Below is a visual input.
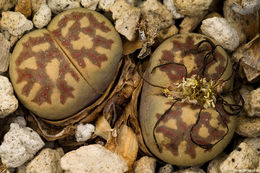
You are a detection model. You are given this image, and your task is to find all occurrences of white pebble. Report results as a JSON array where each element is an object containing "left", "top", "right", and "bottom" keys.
[
  {"left": 81, "top": 0, "right": 99, "bottom": 10},
  {"left": 0, "top": 11, "right": 33, "bottom": 36},
  {"left": 201, "top": 17, "right": 239, "bottom": 51},
  {"left": 0, "top": 75, "right": 18, "bottom": 117},
  {"left": 12, "top": 116, "right": 26, "bottom": 127},
  {"left": 26, "top": 148, "right": 64, "bottom": 173},
  {"left": 61, "top": 144, "right": 128, "bottom": 173},
  {"left": 47, "top": 0, "right": 80, "bottom": 14},
  {"left": 75, "top": 123, "right": 95, "bottom": 142},
  {"left": 0, "top": 123, "right": 45, "bottom": 168},
  {"left": 33, "top": 4, "right": 52, "bottom": 29}
]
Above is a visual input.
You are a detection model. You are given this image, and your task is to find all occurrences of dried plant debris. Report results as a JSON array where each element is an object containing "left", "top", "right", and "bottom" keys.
[{"left": 233, "top": 35, "right": 260, "bottom": 82}]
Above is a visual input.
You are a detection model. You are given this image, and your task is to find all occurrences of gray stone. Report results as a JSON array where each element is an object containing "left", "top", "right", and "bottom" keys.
[
  {"left": 207, "top": 153, "right": 228, "bottom": 173},
  {"left": 158, "top": 164, "right": 174, "bottom": 173},
  {"left": 47, "top": 0, "right": 80, "bottom": 14}
]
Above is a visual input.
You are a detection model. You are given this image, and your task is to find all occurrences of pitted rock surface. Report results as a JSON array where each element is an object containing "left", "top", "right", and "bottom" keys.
[{"left": 9, "top": 8, "right": 122, "bottom": 120}]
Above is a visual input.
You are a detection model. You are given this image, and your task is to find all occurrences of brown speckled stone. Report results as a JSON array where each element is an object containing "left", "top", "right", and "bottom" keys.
[
  {"left": 9, "top": 8, "right": 122, "bottom": 120},
  {"left": 139, "top": 33, "right": 236, "bottom": 166},
  {"left": 15, "top": 0, "right": 32, "bottom": 18}
]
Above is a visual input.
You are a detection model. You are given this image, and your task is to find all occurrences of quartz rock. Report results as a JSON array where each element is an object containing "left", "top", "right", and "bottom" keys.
[
  {"left": 174, "top": 0, "right": 213, "bottom": 16},
  {"left": 81, "top": 0, "right": 99, "bottom": 10},
  {"left": 47, "top": 0, "right": 80, "bottom": 14},
  {"left": 201, "top": 17, "right": 239, "bottom": 51},
  {"left": 0, "top": 76, "right": 18, "bottom": 117},
  {"left": 33, "top": 4, "right": 52, "bottom": 29},
  {"left": 110, "top": 0, "right": 141, "bottom": 41},
  {"left": 26, "top": 148, "right": 64, "bottom": 173},
  {"left": 219, "top": 142, "right": 259, "bottom": 173},
  {"left": 61, "top": 144, "right": 128, "bottom": 173},
  {"left": 0, "top": 123, "right": 45, "bottom": 168},
  {"left": 0, "top": 11, "right": 33, "bottom": 36},
  {"left": 0, "top": 33, "right": 10, "bottom": 74},
  {"left": 75, "top": 123, "right": 95, "bottom": 142},
  {"left": 133, "top": 156, "right": 156, "bottom": 173}
]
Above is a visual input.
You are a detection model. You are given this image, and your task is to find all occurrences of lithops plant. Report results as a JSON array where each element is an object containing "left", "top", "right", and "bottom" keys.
[
  {"left": 9, "top": 8, "right": 122, "bottom": 120},
  {"left": 139, "top": 33, "right": 243, "bottom": 166}
]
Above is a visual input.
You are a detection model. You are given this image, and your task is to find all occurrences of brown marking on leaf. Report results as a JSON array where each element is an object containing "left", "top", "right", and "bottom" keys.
[
  {"left": 155, "top": 102, "right": 230, "bottom": 158},
  {"left": 157, "top": 36, "right": 227, "bottom": 82},
  {"left": 16, "top": 33, "right": 79, "bottom": 105},
  {"left": 51, "top": 12, "right": 114, "bottom": 68}
]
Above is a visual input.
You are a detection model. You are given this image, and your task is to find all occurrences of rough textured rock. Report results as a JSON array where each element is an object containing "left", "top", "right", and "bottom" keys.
[
  {"left": 0, "top": 33, "right": 10, "bottom": 74},
  {"left": 133, "top": 156, "right": 156, "bottom": 173},
  {"left": 223, "top": 0, "right": 259, "bottom": 43},
  {"left": 201, "top": 17, "right": 239, "bottom": 51},
  {"left": 0, "top": 123, "right": 45, "bottom": 168},
  {"left": 0, "top": 11, "right": 33, "bottom": 36},
  {"left": 219, "top": 142, "right": 259, "bottom": 173},
  {"left": 207, "top": 153, "right": 228, "bottom": 173},
  {"left": 31, "top": 0, "right": 46, "bottom": 14},
  {"left": 231, "top": 0, "right": 260, "bottom": 15},
  {"left": 0, "top": 76, "right": 18, "bottom": 117},
  {"left": 236, "top": 114, "right": 260, "bottom": 137},
  {"left": 81, "top": 0, "right": 99, "bottom": 10},
  {"left": 240, "top": 86, "right": 260, "bottom": 117},
  {"left": 98, "top": 0, "right": 115, "bottom": 11},
  {"left": 174, "top": 167, "right": 205, "bottom": 173},
  {"left": 15, "top": 0, "right": 32, "bottom": 18},
  {"left": 47, "top": 0, "right": 80, "bottom": 14},
  {"left": 110, "top": 0, "right": 140, "bottom": 41},
  {"left": 158, "top": 164, "right": 174, "bottom": 173},
  {"left": 33, "top": 4, "right": 52, "bottom": 28},
  {"left": 0, "top": 0, "right": 16, "bottom": 12},
  {"left": 174, "top": 0, "right": 213, "bottom": 16},
  {"left": 61, "top": 144, "right": 128, "bottom": 173},
  {"left": 26, "top": 148, "right": 64, "bottom": 173},
  {"left": 163, "top": 0, "right": 183, "bottom": 19},
  {"left": 75, "top": 123, "right": 95, "bottom": 142}
]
